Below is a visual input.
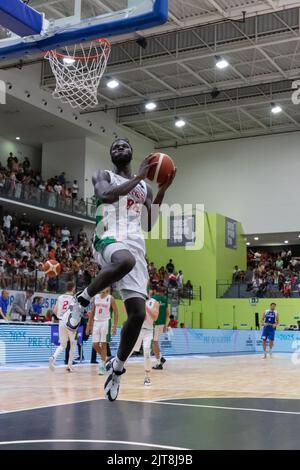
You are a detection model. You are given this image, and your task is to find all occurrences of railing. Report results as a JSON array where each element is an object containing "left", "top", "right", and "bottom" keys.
[
  {"left": 1, "top": 269, "right": 202, "bottom": 303},
  {"left": 0, "top": 270, "right": 89, "bottom": 295},
  {"left": 0, "top": 179, "right": 96, "bottom": 220},
  {"left": 217, "top": 280, "right": 300, "bottom": 299}
]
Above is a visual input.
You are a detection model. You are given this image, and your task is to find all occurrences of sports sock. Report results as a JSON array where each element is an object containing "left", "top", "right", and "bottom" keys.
[
  {"left": 113, "top": 356, "right": 125, "bottom": 372},
  {"left": 77, "top": 289, "right": 91, "bottom": 307},
  {"left": 156, "top": 354, "right": 161, "bottom": 365}
]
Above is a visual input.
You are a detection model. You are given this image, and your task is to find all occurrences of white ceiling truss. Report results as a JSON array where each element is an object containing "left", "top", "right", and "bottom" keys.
[{"left": 5, "top": 1, "right": 300, "bottom": 146}]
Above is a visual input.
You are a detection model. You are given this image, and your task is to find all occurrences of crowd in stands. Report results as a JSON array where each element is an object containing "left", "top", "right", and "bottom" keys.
[
  {"left": 0, "top": 152, "right": 88, "bottom": 214},
  {"left": 231, "top": 248, "right": 300, "bottom": 298},
  {"left": 0, "top": 212, "right": 98, "bottom": 294},
  {"left": 147, "top": 258, "right": 194, "bottom": 300}
]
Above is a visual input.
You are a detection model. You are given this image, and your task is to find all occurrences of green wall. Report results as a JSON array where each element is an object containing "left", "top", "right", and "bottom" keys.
[
  {"left": 216, "top": 214, "right": 246, "bottom": 283},
  {"left": 145, "top": 212, "right": 246, "bottom": 328}
]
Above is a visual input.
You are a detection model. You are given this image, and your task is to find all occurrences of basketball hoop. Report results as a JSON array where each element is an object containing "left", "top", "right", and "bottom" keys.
[{"left": 45, "top": 38, "right": 111, "bottom": 110}]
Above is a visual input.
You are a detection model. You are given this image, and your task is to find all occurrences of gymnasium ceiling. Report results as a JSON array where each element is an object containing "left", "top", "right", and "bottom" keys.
[{"left": 7, "top": 1, "right": 300, "bottom": 147}]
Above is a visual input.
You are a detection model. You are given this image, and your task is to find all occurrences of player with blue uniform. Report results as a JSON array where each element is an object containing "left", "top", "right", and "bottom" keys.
[{"left": 261, "top": 303, "right": 279, "bottom": 358}]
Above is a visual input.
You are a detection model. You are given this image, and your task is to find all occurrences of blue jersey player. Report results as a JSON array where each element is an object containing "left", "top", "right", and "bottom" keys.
[{"left": 261, "top": 303, "right": 279, "bottom": 359}]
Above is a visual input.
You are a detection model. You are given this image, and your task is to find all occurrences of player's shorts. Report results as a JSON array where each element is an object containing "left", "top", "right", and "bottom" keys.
[
  {"left": 134, "top": 328, "right": 153, "bottom": 352},
  {"left": 154, "top": 324, "right": 165, "bottom": 341},
  {"left": 59, "top": 321, "right": 77, "bottom": 347},
  {"left": 262, "top": 325, "right": 275, "bottom": 341},
  {"left": 93, "top": 241, "right": 148, "bottom": 300},
  {"left": 92, "top": 319, "right": 111, "bottom": 343}
]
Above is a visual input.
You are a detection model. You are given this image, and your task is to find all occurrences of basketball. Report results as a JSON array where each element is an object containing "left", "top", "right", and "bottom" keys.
[
  {"left": 43, "top": 259, "right": 61, "bottom": 277},
  {"left": 146, "top": 153, "right": 176, "bottom": 185}
]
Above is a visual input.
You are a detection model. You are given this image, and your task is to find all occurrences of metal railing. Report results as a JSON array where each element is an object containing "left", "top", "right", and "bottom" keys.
[
  {"left": 0, "top": 270, "right": 89, "bottom": 295},
  {"left": 0, "top": 179, "right": 96, "bottom": 220},
  {"left": 217, "top": 280, "right": 300, "bottom": 299}
]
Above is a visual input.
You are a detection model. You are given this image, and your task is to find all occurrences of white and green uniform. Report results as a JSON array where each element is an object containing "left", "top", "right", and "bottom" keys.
[
  {"left": 133, "top": 298, "right": 159, "bottom": 372},
  {"left": 93, "top": 170, "right": 149, "bottom": 300},
  {"left": 92, "top": 294, "right": 112, "bottom": 343}
]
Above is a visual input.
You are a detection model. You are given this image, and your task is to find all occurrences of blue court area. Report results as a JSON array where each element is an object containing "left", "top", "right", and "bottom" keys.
[{"left": 1, "top": 397, "right": 300, "bottom": 450}]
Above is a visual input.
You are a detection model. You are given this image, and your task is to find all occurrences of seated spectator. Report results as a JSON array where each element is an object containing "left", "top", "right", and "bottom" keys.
[
  {"left": 72, "top": 180, "right": 79, "bottom": 199},
  {"left": 232, "top": 265, "right": 241, "bottom": 282},
  {"left": 168, "top": 273, "right": 178, "bottom": 288},
  {"left": 177, "top": 270, "right": 183, "bottom": 289},
  {"left": 10, "top": 289, "right": 34, "bottom": 321},
  {"left": 184, "top": 280, "right": 193, "bottom": 298},
  {"left": 168, "top": 315, "right": 178, "bottom": 328},
  {"left": 0, "top": 289, "right": 9, "bottom": 320},
  {"left": 180, "top": 322, "right": 186, "bottom": 328},
  {"left": 31, "top": 296, "right": 43, "bottom": 321}
]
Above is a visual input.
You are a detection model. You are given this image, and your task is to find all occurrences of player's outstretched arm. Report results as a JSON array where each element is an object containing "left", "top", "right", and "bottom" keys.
[{"left": 92, "top": 157, "right": 156, "bottom": 204}]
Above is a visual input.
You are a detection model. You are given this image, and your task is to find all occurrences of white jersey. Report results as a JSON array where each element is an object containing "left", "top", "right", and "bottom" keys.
[
  {"left": 142, "top": 298, "right": 159, "bottom": 330},
  {"left": 56, "top": 294, "right": 73, "bottom": 320},
  {"left": 94, "top": 170, "right": 148, "bottom": 253},
  {"left": 94, "top": 294, "right": 112, "bottom": 322}
]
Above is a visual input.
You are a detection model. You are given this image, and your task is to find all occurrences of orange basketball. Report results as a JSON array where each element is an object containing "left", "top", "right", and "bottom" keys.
[
  {"left": 43, "top": 259, "right": 61, "bottom": 277},
  {"left": 146, "top": 153, "right": 176, "bottom": 185}
]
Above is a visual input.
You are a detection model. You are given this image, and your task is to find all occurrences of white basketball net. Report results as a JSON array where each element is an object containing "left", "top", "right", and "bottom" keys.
[{"left": 45, "top": 39, "right": 111, "bottom": 110}]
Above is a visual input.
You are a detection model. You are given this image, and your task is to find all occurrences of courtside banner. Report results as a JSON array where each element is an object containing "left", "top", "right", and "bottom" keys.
[
  {"left": 0, "top": 326, "right": 299, "bottom": 364},
  {"left": 7, "top": 290, "right": 59, "bottom": 312}
]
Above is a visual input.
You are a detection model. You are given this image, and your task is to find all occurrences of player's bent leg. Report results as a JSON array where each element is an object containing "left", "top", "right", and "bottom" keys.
[
  {"left": 262, "top": 338, "right": 267, "bottom": 358},
  {"left": 77, "top": 249, "right": 136, "bottom": 307},
  {"left": 98, "top": 343, "right": 107, "bottom": 375},
  {"left": 144, "top": 348, "right": 152, "bottom": 386},
  {"left": 104, "top": 297, "right": 146, "bottom": 402},
  {"left": 269, "top": 340, "right": 274, "bottom": 358},
  {"left": 67, "top": 336, "right": 77, "bottom": 372}
]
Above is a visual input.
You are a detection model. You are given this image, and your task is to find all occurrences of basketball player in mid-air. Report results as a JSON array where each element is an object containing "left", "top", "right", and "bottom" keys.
[
  {"left": 67, "top": 138, "right": 176, "bottom": 400},
  {"left": 86, "top": 288, "right": 118, "bottom": 375},
  {"left": 261, "top": 302, "right": 279, "bottom": 359},
  {"left": 49, "top": 281, "right": 77, "bottom": 372}
]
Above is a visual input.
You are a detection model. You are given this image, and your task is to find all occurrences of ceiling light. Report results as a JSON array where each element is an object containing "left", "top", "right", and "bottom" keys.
[
  {"left": 284, "top": 240, "right": 289, "bottom": 244},
  {"left": 215, "top": 56, "right": 229, "bottom": 70},
  {"left": 271, "top": 103, "right": 282, "bottom": 114},
  {"left": 63, "top": 57, "right": 76, "bottom": 65},
  {"left": 254, "top": 237, "right": 259, "bottom": 241},
  {"left": 107, "top": 79, "right": 119, "bottom": 89},
  {"left": 246, "top": 242, "right": 250, "bottom": 246},
  {"left": 16, "top": 137, "right": 20, "bottom": 140},
  {"left": 145, "top": 101, "right": 157, "bottom": 111},
  {"left": 175, "top": 117, "right": 186, "bottom": 128}
]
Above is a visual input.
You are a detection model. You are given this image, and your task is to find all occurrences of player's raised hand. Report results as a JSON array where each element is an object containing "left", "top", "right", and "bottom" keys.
[{"left": 137, "top": 155, "right": 157, "bottom": 180}]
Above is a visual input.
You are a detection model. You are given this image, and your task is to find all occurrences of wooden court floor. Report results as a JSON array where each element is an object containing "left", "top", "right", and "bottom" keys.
[{"left": 1, "top": 353, "right": 300, "bottom": 413}]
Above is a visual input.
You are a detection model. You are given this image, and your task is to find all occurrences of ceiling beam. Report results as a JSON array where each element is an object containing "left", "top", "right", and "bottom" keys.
[
  {"left": 206, "top": 0, "right": 228, "bottom": 18},
  {"left": 206, "top": 111, "right": 240, "bottom": 134},
  {"left": 239, "top": 108, "right": 267, "bottom": 129},
  {"left": 118, "top": 92, "right": 293, "bottom": 124}
]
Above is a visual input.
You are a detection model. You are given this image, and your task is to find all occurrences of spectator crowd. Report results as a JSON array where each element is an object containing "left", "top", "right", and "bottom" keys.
[
  {"left": 0, "top": 211, "right": 98, "bottom": 295},
  {"left": 0, "top": 152, "right": 89, "bottom": 215},
  {"left": 231, "top": 248, "right": 300, "bottom": 298},
  {"left": 147, "top": 258, "right": 194, "bottom": 300}
]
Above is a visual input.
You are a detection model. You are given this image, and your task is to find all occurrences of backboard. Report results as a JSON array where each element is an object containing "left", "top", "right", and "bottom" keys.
[{"left": 0, "top": 0, "right": 168, "bottom": 60}]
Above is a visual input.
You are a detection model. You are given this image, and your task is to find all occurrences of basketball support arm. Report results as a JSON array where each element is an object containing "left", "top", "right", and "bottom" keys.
[
  {"left": 0, "top": 0, "right": 43, "bottom": 37},
  {"left": 0, "top": 0, "right": 168, "bottom": 60}
]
